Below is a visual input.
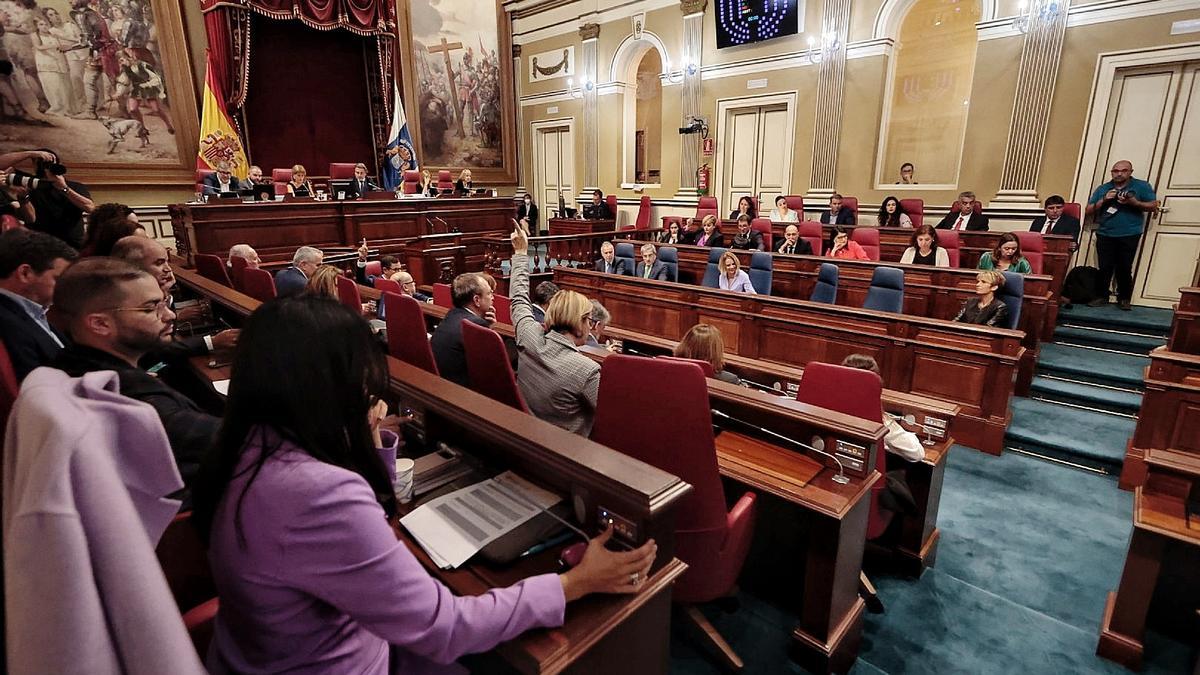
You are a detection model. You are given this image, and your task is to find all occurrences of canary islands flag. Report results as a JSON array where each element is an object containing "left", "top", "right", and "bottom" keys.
[
  {"left": 196, "top": 50, "right": 248, "bottom": 180},
  {"left": 382, "top": 84, "right": 418, "bottom": 191}
]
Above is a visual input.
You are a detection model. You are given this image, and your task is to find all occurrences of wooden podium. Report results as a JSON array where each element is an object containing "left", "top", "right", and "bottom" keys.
[{"left": 403, "top": 233, "right": 465, "bottom": 286}]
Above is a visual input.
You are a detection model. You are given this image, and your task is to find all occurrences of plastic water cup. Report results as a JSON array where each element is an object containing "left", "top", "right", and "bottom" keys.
[
  {"left": 337, "top": 191, "right": 345, "bottom": 200},
  {"left": 395, "top": 458, "right": 415, "bottom": 503}
]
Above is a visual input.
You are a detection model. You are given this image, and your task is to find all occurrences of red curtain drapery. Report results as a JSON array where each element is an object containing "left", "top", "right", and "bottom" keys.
[{"left": 201, "top": 0, "right": 394, "bottom": 37}]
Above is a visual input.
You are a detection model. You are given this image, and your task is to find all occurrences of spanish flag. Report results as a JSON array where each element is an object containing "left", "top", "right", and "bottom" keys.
[{"left": 196, "top": 50, "right": 249, "bottom": 180}]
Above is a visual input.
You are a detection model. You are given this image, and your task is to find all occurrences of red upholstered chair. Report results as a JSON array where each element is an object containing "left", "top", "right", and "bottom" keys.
[
  {"left": 271, "top": 168, "right": 293, "bottom": 197},
  {"left": 656, "top": 355, "right": 715, "bottom": 377},
  {"left": 432, "top": 283, "right": 452, "bottom": 308},
  {"left": 374, "top": 277, "right": 402, "bottom": 294},
  {"left": 194, "top": 254, "right": 233, "bottom": 288},
  {"left": 795, "top": 361, "right": 890, "bottom": 610},
  {"left": 334, "top": 274, "right": 363, "bottom": 314},
  {"left": 590, "top": 355, "right": 757, "bottom": 671},
  {"left": 900, "top": 198, "right": 924, "bottom": 228},
  {"left": 436, "top": 170, "right": 454, "bottom": 192},
  {"left": 194, "top": 169, "right": 214, "bottom": 195},
  {"left": 750, "top": 217, "right": 773, "bottom": 250},
  {"left": 183, "top": 598, "right": 219, "bottom": 658},
  {"left": 605, "top": 195, "right": 618, "bottom": 223},
  {"left": 851, "top": 227, "right": 881, "bottom": 261},
  {"left": 633, "top": 195, "right": 652, "bottom": 230},
  {"left": 784, "top": 195, "right": 804, "bottom": 214},
  {"left": 382, "top": 292, "right": 439, "bottom": 375},
  {"left": 1063, "top": 202, "right": 1081, "bottom": 222},
  {"left": 1013, "top": 231, "right": 1045, "bottom": 274},
  {"left": 364, "top": 261, "right": 382, "bottom": 278},
  {"left": 402, "top": 170, "right": 421, "bottom": 194},
  {"left": 493, "top": 294, "right": 512, "bottom": 325},
  {"left": 841, "top": 196, "right": 860, "bottom": 220},
  {"left": 156, "top": 511, "right": 219, "bottom": 658},
  {"left": 1, "top": 215, "right": 23, "bottom": 232},
  {"left": 241, "top": 268, "right": 277, "bottom": 302},
  {"left": 461, "top": 319, "right": 528, "bottom": 412},
  {"left": 0, "top": 339, "right": 19, "bottom": 429},
  {"left": 228, "top": 256, "right": 250, "bottom": 292},
  {"left": 799, "top": 221, "right": 824, "bottom": 255},
  {"left": 328, "top": 163, "right": 357, "bottom": 180},
  {"left": 696, "top": 196, "right": 719, "bottom": 221},
  {"left": 935, "top": 229, "right": 961, "bottom": 267},
  {"left": 749, "top": 196, "right": 761, "bottom": 217}
]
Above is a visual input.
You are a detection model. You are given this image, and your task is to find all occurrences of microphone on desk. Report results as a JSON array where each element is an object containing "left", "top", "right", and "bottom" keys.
[
  {"left": 710, "top": 408, "right": 850, "bottom": 485},
  {"left": 430, "top": 215, "right": 459, "bottom": 233},
  {"left": 885, "top": 411, "right": 938, "bottom": 446}
]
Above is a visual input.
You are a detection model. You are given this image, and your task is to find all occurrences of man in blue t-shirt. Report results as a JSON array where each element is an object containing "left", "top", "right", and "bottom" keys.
[{"left": 1085, "top": 160, "right": 1158, "bottom": 310}]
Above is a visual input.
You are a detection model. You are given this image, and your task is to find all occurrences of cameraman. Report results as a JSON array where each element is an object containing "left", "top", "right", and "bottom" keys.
[
  {"left": 7, "top": 150, "right": 95, "bottom": 250},
  {"left": 0, "top": 182, "right": 36, "bottom": 225}
]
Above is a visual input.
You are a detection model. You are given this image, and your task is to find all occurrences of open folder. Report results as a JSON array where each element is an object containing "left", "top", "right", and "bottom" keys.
[{"left": 400, "top": 471, "right": 563, "bottom": 569}]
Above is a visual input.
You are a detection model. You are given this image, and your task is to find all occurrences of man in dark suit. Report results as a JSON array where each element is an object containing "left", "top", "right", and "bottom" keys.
[
  {"left": 201, "top": 161, "right": 242, "bottom": 195},
  {"left": 635, "top": 243, "right": 669, "bottom": 281},
  {"left": 50, "top": 258, "right": 219, "bottom": 495},
  {"left": 275, "top": 246, "right": 324, "bottom": 298},
  {"left": 1029, "top": 194, "right": 1080, "bottom": 247},
  {"left": 594, "top": 241, "right": 627, "bottom": 275},
  {"left": 583, "top": 189, "right": 612, "bottom": 220},
  {"left": 430, "top": 272, "right": 495, "bottom": 386},
  {"left": 729, "top": 214, "right": 765, "bottom": 251},
  {"left": 0, "top": 229, "right": 77, "bottom": 381},
  {"left": 937, "top": 191, "right": 990, "bottom": 231},
  {"left": 342, "top": 163, "right": 380, "bottom": 199},
  {"left": 775, "top": 224, "right": 814, "bottom": 255},
  {"left": 819, "top": 193, "right": 856, "bottom": 225}
]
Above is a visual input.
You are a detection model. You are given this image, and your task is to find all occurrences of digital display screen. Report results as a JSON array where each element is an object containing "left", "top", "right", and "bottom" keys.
[{"left": 715, "top": 0, "right": 800, "bottom": 49}]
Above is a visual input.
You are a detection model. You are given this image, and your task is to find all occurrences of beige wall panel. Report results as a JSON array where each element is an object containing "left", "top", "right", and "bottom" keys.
[
  {"left": 1038, "top": 11, "right": 1198, "bottom": 199},
  {"left": 849, "top": 0, "right": 887, "bottom": 43},
  {"left": 1166, "top": 67, "right": 1200, "bottom": 190},
  {"left": 837, "top": 57, "right": 887, "bottom": 201},
  {"left": 1110, "top": 72, "right": 1174, "bottom": 175},
  {"left": 950, "top": 36, "right": 1022, "bottom": 201},
  {"left": 522, "top": 33, "right": 580, "bottom": 97},
  {"left": 1139, "top": 228, "right": 1200, "bottom": 301},
  {"left": 758, "top": 106, "right": 791, "bottom": 198}
]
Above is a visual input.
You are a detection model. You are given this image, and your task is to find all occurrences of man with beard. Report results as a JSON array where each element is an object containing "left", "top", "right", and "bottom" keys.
[{"left": 50, "top": 258, "right": 217, "bottom": 493}]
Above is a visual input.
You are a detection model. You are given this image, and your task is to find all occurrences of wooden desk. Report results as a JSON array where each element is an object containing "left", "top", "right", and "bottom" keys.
[
  {"left": 548, "top": 218, "right": 616, "bottom": 236},
  {"left": 637, "top": 240, "right": 1052, "bottom": 395},
  {"left": 169, "top": 196, "right": 515, "bottom": 271},
  {"left": 405, "top": 298, "right": 944, "bottom": 672},
  {"left": 551, "top": 267, "right": 1021, "bottom": 455},
  {"left": 174, "top": 268, "right": 691, "bottom": 675},
  {"left": 1168, "top": 287, "right": 1200, "bottom": 355}
]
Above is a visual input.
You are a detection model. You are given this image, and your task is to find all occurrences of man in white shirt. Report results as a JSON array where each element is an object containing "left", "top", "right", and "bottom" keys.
[{"left": 841, "top": 354, "right": 925, "bottom": 462}]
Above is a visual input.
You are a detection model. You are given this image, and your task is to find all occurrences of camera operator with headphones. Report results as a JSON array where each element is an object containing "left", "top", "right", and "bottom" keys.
[{"left": 0, "top": 149, "right": 95, "bottom": 249}]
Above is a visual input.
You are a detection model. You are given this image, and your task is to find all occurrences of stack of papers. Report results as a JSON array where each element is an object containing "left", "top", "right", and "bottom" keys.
[{"left": 400, "top": 471, "right": 562, "bottom": 569}]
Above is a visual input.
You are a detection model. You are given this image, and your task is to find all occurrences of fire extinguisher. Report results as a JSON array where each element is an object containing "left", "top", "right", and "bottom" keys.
[{"left": 697, "top": 164, "right": 710, "bottom": 195}]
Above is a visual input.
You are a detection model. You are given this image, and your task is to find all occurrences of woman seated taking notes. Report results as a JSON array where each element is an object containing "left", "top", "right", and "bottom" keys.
[
  {"left": 954, "top": 270, "right": 1010, "bottom": 327},
  {"left": 674, "top": 323, "right": 741, "bottom": 385},
  {"left": 899, "top": 225, "right": 949, "bottom": 267},
  {"left": 195, "top": 295, "right": 655, "bottom": 674},
  {"left": 826, "top": 226, "right": 871, "bottom": 260},
  {"left": 718, "top": 251, "right": 756, "bottom": 294},
  {"left": 977, "top": 233, "right": 1032, "bottom": 274},
  {"left": 286, "top": 164, "right": 313, "bottom": 197}
]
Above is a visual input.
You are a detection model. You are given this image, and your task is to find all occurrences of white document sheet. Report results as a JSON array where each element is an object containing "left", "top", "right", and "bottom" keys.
[{"left": 400, "top": 471, "right": 562, "bottom": 569}]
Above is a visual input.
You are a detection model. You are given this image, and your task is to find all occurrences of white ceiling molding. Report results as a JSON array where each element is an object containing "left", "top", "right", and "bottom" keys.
[
  {"left": 511, "top": 0, "right": 680, "bottom": 45},
  {"left": 698, "top": 38, "right": 894, "bottom": 82},
  {"left": 978, "top": 0, "right": 1200, "bottom": 41},
  {"left": 609, "top": 30, "right": 672, "bottom": 81}
]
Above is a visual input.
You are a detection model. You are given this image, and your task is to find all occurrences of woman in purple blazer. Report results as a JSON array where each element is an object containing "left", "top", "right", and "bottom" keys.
[{"left": 194, "top": 296, "right": 655, "bottom": 675}]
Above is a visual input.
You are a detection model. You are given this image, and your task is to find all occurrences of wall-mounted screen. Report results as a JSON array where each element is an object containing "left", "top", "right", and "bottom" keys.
[{"left": 715, "top": 0, "right": 800, "bottom": 49}]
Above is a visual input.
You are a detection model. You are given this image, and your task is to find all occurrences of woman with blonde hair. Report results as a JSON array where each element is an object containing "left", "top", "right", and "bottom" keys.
[
  {"left": 419, "top": 169, "right": 436, "bottom": 196},
  {"left": 286, "top": 164, "right": 313, "bottom": 197},
  {"left": 695, "top": 214, "right": 724, "bottom": 248},
  {"left": 674, "top": 323, "right": 740, "bottom": 385},
  {"left": 954, "top": 270, "right": 1010, "bottom": 326},
  {"left": 455, "top": 169, "right": 473, "bottom": 194},
  {"left": 508, "top": 221, "right": 601, "bottom": 435},
  {"left": 304, "top": 265, "right": 340, "bottom": 300},
  {"left": 717, "top": 251, "right": 756, "bottom": 294}
]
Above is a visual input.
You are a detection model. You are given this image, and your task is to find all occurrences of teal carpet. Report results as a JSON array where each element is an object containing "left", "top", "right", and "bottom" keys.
[
  {"left": 668, "top": 450, "right": 1195, "bottom": 674},
  {"left": 1057, "top": 304, "right": 1173, "bottom": 335},
  {"left": 1006, "top": 397, "right": 1134, "bottom": 467},
  {"left": 1052, "top": 325, "right": 1167, "bottom": 354},
  {"left": 1036, "top": 343, "right": 1148, "bottom": 389},
  {"left": 1028, "top": 375, "right": 1143, "bottom": 415}
]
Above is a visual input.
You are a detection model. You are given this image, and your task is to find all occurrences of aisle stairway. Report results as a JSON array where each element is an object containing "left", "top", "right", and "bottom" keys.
[{"left": 1004, "top": 303, "right": 1173, "bottom": 472}]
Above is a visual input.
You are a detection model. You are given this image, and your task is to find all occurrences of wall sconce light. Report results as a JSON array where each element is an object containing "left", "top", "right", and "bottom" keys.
[
  {"left": 567, "top": 77, "right": 595, "bottom": 99},
  {"left": 1013, "top": 0, "right": 1062, "bottom": 33},
  {"left": 805, "top": 31, "right": 842, "bottom": 65},
  {"left": 665, "top": 60, "right": 698, "bottom": 84}
]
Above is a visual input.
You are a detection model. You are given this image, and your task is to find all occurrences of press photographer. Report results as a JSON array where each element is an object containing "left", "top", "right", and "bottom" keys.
[{"left": 1, "top": 150, "right": 96, "bottom": 250}]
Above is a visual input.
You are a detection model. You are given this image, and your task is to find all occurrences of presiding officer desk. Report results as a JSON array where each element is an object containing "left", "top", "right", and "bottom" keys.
[
  {"left": 172, "top": 267, "right": 692, "bottom": 675},
  {"left": 400, "top": 294, "right": 958, "bottom": 673},
  {"left": 548, "top": 267, "right": 1020, "bottom": 455},
  {"left": 169, "top": 195, "right": 515, "bottom": 273}
]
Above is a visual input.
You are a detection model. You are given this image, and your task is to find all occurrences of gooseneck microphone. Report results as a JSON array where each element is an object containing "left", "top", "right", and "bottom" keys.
[{"left": 710, "top": 408, "right": 850, "bottom": 484}]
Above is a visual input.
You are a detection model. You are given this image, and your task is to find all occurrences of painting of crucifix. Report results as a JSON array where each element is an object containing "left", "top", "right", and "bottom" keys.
[{"left": 397, "top": 0, "right": 517, "bottom": 184}]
